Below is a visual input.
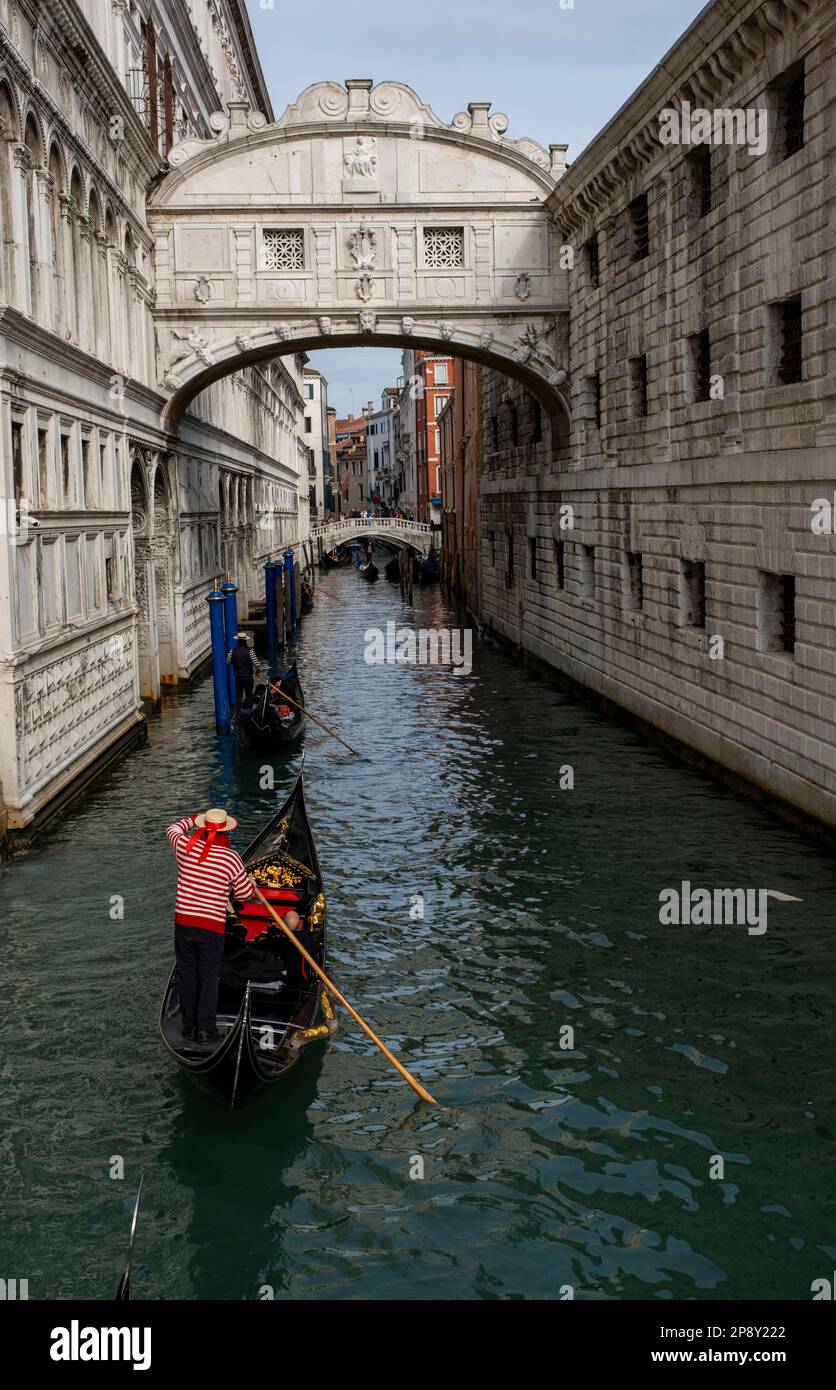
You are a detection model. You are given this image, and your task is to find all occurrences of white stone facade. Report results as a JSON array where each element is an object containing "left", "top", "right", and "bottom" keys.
[
  {"left": 146, "top": 79, "right": 570, "bottom": 422},
  {"left": 0, "top": 1, "right": 308, "bottom": 836},
  {"left": 475, "top": 0, "right": 836, "bottom": 831}
]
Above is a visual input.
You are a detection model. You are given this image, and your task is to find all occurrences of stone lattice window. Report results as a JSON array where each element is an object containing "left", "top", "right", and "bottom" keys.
[
  {"left": 423, "top": 226, "right": 465, "bottom": 268},
  {"left": 263, "top": 229, "right": 305, "bottom": 270}
]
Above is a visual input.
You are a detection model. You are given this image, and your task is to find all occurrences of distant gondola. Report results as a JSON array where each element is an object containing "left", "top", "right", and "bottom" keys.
[
  {"left": 359, "top": 561, "right": 379, "bottom": 582},
  {"left": 159, "top": 772, "right": 336, "bottom": 1107},
  {"left": 385, "top": 554, "right": 401, "bottom": 583},
  {"left": 319, "top": 547, "right": 351, "bottom": 569},
  {"left": 234, "top": 662, "right": 305, "bottom": 751},
  {"left": 418, "top": 552, "right": 441, "bottom": 584},
  {"left": 301, "top": 579, "right": 314, "bottom": 613}
]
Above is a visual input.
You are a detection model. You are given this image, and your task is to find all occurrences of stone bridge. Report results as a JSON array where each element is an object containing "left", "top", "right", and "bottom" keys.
[
  {"left": 310, "top": 517, "right": 434, "bottom": 558},
  {"left": 148, "top": 80, "right": 571, "bottom": 431}
]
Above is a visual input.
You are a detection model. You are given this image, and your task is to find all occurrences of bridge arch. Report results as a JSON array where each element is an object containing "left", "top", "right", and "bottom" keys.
[
  {"left": 147, "top": 80, "right": 571, "bottom": 432},
  {"left": 312, "top": 518, "right": 434, "bottom": 558}
]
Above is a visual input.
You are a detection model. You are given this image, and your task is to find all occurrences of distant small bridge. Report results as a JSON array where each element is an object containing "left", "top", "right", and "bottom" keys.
[{"left": 310, "top": 517, "right": 434, "bottom": 558}]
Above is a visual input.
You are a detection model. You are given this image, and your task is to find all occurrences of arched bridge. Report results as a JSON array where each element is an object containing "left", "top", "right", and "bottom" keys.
[
  {"left": 148, "top": 80, "right": 570, "bottom": 429},
  {"left": 310, "top": 518, "right": 434, "bottom": 558}
]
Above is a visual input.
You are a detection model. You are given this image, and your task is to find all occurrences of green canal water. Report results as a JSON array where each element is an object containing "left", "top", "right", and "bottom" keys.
[{"left": 0, "top": 564, "right": 834, "bottom": 1301}]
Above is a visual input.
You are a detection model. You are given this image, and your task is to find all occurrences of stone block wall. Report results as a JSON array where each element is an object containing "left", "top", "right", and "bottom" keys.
[{"left": 474, "top": 0, "right": 836, "bottom": 831}]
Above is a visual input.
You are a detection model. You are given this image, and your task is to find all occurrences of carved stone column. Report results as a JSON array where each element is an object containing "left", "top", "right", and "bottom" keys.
[
  {"left": 59, "top": 192, "right": 77, "bottom": 341},
  {"left": 77, "top": 214, "right": 94, "bottom": 353},
  {"left": 35, "top": 168, "right": 55, "bottom": 329},
  {"left": 96, "top": 232, "right": 112, "bottom": 362},
  {"left": 232, "top": 226, "right": 254, "bottom": 304}
]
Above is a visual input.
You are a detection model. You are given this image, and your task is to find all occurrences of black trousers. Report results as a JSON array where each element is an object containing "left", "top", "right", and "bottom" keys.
[
  {"left": 235, "top": 673, "right": 254, "bottom": 707},
  {"left": 175, "top": 926, "right": 225, "bottom": 1032}
]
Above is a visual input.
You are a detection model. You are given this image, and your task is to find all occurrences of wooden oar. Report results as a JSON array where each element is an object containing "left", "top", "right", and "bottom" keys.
[
  {"left": 269, "top": 684, "right": 359, "bottom": 756},
  {"left": 115, "top": 1175, "right": 144, "bottom": 1301},
  {"left": 251, "top": 886, "right": 439, "bottom": 1106}
]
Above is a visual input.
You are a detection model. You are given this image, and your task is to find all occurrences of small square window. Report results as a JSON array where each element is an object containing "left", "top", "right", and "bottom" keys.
[
  {"left": 624, "top": 551, "right": 644, "bottom": 611},
  {"left": 630, "top": 355, "right": 649, "bottom": 418},
  {"left": 554, "top": 538, "right": 565, "bottom": 590},
  {"left": 689, "top": 330, "right": 711, "bottom": 403},
  {"left": 687, "top": 146, "right": 712, "bottom": 217},
  {"left": 262, "top": 229, "right": 305, "bottom": 270},
  {"left": 423, "top": 226, "right": 465, "bottom": 268},
  {"left": 759, "top": 571, "right": 795, "bottom": 654},
  {"left": 586, "top": 373, "right": 602, "bottom": 430},
  {"left": 775, "top": 297, "right": 803, "bottom": 385},
  {"left": 578, "top": 543, "right": 595, "bottom": 600},
  {"left": 681, "top": 558, "right": 706, "bottom": 629}
]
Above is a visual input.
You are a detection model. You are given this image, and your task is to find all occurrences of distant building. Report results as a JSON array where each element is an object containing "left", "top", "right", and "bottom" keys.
[
  {"left": 333, "top": 413, "right": 368, "bottom": 514},
  {"left": 438, "top": 360, "right": 483, "bottom": 618},
  {"left": 366, "top": 387, "right": 399, "bottom": 509},
  {"left": 303, "top": 368, "right": 332, "bottom": 522},
  {"left": 400, "top": 350, "right": 453, "bottom": 524}
]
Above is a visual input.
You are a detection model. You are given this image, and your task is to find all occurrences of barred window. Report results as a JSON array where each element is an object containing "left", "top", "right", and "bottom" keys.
[
  {"left": 423, "top": 226, "right": 465, "bottom": 268},
  {"left": 776, "top": 297, "right": 803, "bottom": 384},
  {"left": 781, "top": 70, "right": 805, "bottom": 159},
  {"left": 688, "top": 146, "right": 712, "bottom": 218},
  {"left": 585, "top": 234, "right": 600, "bottom": 288},
  {"left": 263, "top": 229, "right": 305, "bottom": 270},
  {"left": 690, "top": 329, "right": 711, "bottom": 402},
  {"left": 630, "top": 354, "right": 649, "bottom": 418},
  {"left": 629, "top": 193, "right": 649, "bottom": 261}
]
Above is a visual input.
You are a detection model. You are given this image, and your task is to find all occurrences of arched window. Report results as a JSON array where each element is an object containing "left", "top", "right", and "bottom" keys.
[
  {"left": 103, "top": 206, "right": 116, "bottom": 362},
  {"left": 0, "top": 82, "right": 17, "bottom": 304},
  {"left": 23, "top": 115, "right": 42, "bottom": 319},
  {"left": 67, "top": 168, "right": 83, "bottom": 342},
  {"left": 87, "top": 187, "right": 102, "bottom": 355},
  {"left": 47, "top": 143, "right": 65, "bottom": 337},
  {"left": 124, "top": 226, "right": 136, "bottom": 374}
]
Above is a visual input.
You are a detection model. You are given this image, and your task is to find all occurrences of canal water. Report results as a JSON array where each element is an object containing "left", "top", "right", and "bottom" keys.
[{"left": 0, "top": 560, "right": 834, "bottom": 1302}]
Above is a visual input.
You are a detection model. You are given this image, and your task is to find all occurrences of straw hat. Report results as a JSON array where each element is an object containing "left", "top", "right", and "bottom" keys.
[
  {"left": 235, "top": 631, "right": 249, "bottom": 641},
  {"left": 194, "top": 808, "right": 238, "bottom": 832}
]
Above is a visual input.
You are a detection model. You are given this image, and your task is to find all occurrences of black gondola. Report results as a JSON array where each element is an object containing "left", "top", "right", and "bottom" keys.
[
  {"left": 301, "top": 579, "right": 314, "bottom": 613},
  {"left": 384, "top": 554, "right": 401, "bottom": 582},
  {"left": 359, "top": 561, "right": 379, "bottom": 582},
  {"left": 159, "top": 772, "right": 336, "bottom": 1107},
  {"left": 319, "top": 546, "right": 351, "bottom": 569},
  {"left": 234, "top": 662, "right": 305, "bottom": 751},
  {"left": 418, "top": 552, "right": 441, "bottom": 584}
]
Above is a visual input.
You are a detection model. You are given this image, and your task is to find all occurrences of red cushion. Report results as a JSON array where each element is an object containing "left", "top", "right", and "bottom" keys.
[{"left": 240, "top": 888, "right": 303, "bottom": 941}]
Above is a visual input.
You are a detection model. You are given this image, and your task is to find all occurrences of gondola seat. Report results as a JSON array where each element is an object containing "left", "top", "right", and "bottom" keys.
[{"left": 239, "top": 886, "right": 305, "bottom": 942}]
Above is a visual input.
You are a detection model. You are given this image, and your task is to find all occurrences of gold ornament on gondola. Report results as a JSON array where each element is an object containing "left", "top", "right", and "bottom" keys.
[
  {"left": 308, "top": 892, "right": 327, "bottom": 930},
  {"left": 251, "top": 862, "right": 302, "bottom": 888}
]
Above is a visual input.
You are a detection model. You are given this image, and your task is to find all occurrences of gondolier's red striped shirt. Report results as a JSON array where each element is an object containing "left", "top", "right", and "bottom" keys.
[{"left": 166, "top": 816, "right": 257, "bottom": 933}]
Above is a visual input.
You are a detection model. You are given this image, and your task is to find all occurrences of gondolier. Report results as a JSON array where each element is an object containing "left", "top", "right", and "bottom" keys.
[
  {"left": 166, "top": 807, "right": 257, "bottom": 1043},
  {"left": 227, "top": 632, "right": 261, "bottom": 710}
]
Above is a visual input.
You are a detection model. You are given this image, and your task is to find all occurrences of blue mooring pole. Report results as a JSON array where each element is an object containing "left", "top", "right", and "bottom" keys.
[
  {"left": 284, "top": 548, "right": 296, "bottom": 640},
  {"left": 207, "top": 587, "right": 231, "bottom": 733},
  {"left": 221, "top": 579, "right": 239, "bottom": 707},
  {"left": 264, "top": 560, "right": 278, "bottom": 653}
]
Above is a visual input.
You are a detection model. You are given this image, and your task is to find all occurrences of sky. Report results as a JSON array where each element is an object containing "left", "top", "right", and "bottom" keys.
[{"left": 245, "top": 0, "right": 709, "bottom": 415}]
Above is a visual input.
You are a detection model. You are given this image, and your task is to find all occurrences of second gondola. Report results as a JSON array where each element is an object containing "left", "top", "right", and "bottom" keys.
[{"left": 235, "top": 662, "right": 305, "bottom": 751}]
